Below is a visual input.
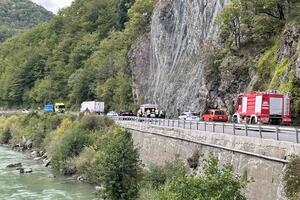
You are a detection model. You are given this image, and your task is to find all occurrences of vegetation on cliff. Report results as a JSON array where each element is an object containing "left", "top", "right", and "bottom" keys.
[
  {"left": 0, "top": 0, "right": 155, "bottom": 112},
  {"left": 215, "top": 0, "right": 300, "bottom": 122},
  {"left": 0, "top": 0, "right": 53, "bottom": 42}
]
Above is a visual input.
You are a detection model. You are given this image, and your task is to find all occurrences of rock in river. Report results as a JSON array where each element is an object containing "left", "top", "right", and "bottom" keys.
[
  {"left": 19, "top": 168, "right": 32, "bottom": 174},
  {"left": 6, "top": 163, "right": 22, "bottom": 168}
]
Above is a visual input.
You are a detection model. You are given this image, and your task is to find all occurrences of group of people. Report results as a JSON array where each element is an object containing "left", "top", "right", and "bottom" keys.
[{"left": 137, "top": 108, "right": 165, "bottom": 118}]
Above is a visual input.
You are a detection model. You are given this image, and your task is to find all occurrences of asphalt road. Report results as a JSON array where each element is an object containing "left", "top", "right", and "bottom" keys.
[{"left": 133, "top": 118, "right": 299, "bottom": 143}]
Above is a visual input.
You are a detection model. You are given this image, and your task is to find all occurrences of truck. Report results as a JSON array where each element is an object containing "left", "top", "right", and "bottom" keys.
[
  {"left": 44, "top": 103, "right": 65, "bottom": 113},
  {"left": 80, "top": 101, "right": 104, "bottom": 115},
  {"left": 232, "top": 90, "right": 291, "bottom": 125}
]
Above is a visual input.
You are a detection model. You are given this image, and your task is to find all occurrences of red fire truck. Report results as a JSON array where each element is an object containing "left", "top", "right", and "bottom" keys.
[{"left": 232, "top": 90, "right": 291, "bottom": 125}]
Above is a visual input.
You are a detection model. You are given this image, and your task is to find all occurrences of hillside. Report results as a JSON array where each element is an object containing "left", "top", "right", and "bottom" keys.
[
  {"left": 0, "top": 0, "right": 299, "bottom": 123},
  {"left": 0, "top": 0, "right": 53, "bottom": 42},
  {"left": 0, "top": 0, "right": 154, "bottom": 110}
]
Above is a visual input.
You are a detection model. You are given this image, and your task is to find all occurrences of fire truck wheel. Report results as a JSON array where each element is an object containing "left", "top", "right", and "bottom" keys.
[{"left": 250, "top": 117, "right": 256, "bottom": 124}]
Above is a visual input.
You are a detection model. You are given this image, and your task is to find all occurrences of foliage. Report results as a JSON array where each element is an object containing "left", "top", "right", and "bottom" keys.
[
  {"left": 159, "top": 156, "right": 246, "bottom": 200},
  {"left": 80, "top": 115, "right": 115, "bottom": 132},
  {"left": 0, "top": 128, "right": 12, "bottom": 144},
  {"left": 216, "top": 0, "right": 241, "bottom": 48},
  {"left": 51, "top": 126, "right": 92, "bottom": 174},
  {"left": 284, "top": 155, "right": 300, "bottom": 200},
  {"left": 144, "top": 159, "right": 186, "bottom": 189},
  {"left": 0, "top": 0, "right": 52, "bottom": 42},
  {"left": 93, "top": 127, "right": 141, "bottom": 200},
  {"left": 0, "top": 0, "right": 155, "bottom": 111},
  {"left": 72, "top": 146, "right": 98, "bottom": 182},
  {"left": 216, "top": 0, "right": 298, "bottom": 48}
]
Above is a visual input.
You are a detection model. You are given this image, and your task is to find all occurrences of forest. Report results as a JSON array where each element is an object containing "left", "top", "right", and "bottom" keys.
[
  {"left": 0, "top": 0, "right": 154, "bottom": 112},
  {"left": 0, "top": 0, "right": 53, "bottom": 42}
]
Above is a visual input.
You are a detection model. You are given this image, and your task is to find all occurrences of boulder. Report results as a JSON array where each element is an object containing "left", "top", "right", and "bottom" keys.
[
  {"left": 6, "top": 163, "right": 22, "bottom": 168},
  {"left": 43, "top": 159, "right": 51, "bottom": 167},
  {"left": 31, "top": 151, "right": 38, "bottom": 158},
  {"left": 34, "top": 157, "right": 42, "bottom": 161},
  {"left": 19, "top": 168, "right": 32, "bottom": 174}
]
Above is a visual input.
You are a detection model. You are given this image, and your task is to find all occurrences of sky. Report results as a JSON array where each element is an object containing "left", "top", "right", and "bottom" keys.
[{"left": 31, "top": 0, "right": 74, "bottom": 14}]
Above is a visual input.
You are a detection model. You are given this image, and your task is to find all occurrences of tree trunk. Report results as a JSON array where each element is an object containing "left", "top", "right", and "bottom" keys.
[{"left": 277, "top": 3, "right": 285, "bottom": 21}]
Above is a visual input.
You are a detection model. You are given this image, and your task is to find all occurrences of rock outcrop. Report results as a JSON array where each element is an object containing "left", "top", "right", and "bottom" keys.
[{"left": 130, "top": 0, "right": 236, "bottom": 116}]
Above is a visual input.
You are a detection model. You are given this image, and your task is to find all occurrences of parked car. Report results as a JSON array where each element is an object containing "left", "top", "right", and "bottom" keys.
[
  {"left": 119, "top": 110, "right": 135, "bottom": 116},
  {"left": 107, "top": 111, "right": 118, "bottom": 117},
  {"left": 202, "top": 109, "right": 229, "bottom": 122},
  {"left": 178, "top": 111, "right": 200, "bottom": 121}
]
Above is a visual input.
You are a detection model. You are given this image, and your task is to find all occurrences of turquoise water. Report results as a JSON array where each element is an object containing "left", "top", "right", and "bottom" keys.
[{"left": 0, "top": 146, "right": 97, "bottom": 200}]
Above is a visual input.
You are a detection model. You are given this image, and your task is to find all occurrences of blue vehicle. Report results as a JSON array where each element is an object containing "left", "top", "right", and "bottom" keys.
[{"left": 44, "top": 105, "right": 54, "bottom": 112}]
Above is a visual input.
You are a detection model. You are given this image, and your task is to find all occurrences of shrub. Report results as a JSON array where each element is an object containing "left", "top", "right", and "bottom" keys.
[
  {"left": 159, "top": 156, "right": 246, "bottom": 200},
  {"left": 284, "top": 155, "right": 300, "bottom": 200},
  {"left": 80, "top": 115, "right": 115, "bottom": 132},
  {"left": 51, "top": 127, "right": 92, "bottom": 174},
  {"left": 73, "top": 146, "right": 98, "bottom": 182},
  {"left": 93, "top": 127, "right": 141, "bottom": 200},
  {"left": 0, "top": 128, "right": 11, "bottom": 144},
  {"left": 144, "top": 159, "right": 186, "bottom": 189}
]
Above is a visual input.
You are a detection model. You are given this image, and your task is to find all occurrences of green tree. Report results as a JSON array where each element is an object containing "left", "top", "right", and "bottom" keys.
[
  {"left": 216, "top": 0, "right": 241, "bottom": 48},
  {"left": 93, "top": 127, "right": 141, "bottom": 200}
]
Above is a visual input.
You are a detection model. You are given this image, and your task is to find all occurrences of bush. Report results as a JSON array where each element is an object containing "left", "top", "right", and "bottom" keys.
[
  {"left": 51, "top": 127, "right": 92, "bottom": 174},
  {"left": 284, "top": 155, "right": 300, "bottom": 200},
  {"left": 0, "top": 128, "right": 11, "bottom": 144},
  {"left": 144, "top": 159, "right": 186, "bottom": 189},
  {"left": 80, "top": 115, "right": 115, "bottom": 132},
  {"left": 93, "top": 127, "right": 141, "bottom": 200},
  {"left": 159, "top": 156, "right": 246, "bottom": 200},
  {"left": 73, "top": 146, "right": 98, "bottom": 182}
]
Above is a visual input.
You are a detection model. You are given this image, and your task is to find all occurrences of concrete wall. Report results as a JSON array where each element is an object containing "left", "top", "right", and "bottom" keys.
[{"left": 118, "top": 121, "right": 300, "bottom": 200}]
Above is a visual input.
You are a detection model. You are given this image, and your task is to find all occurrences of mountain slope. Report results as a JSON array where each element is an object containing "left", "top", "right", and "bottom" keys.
[
  {"left": 0, "top": 0, "right": 154, "bottom": 111},
  {"left": 0, "top": 0, "right": 53, "bottom": 42}
]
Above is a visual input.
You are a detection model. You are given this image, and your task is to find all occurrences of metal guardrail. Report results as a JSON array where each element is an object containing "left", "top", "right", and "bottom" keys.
[{"left": 114, "top": 116, "right": 300, "bottom": 144}]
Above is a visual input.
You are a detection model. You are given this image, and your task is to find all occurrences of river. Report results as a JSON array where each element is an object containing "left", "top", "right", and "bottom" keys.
[{"left": 0, "top": 146, "right": 97, "bottom": 200}]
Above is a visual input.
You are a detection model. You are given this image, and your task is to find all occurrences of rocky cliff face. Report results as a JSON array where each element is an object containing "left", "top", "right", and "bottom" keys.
[{"left": 130, "top": 0, "right": 249, "bottom": 116}]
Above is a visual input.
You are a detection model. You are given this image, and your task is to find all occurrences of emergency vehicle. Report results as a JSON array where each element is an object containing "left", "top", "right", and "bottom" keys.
[{"left": 232, "top": 90, "right": 291, "bottom": 125}]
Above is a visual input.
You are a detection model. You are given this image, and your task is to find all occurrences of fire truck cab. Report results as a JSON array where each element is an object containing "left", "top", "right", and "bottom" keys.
[{"left": 232, "top": 90, "right": 291, "bottom": 125}]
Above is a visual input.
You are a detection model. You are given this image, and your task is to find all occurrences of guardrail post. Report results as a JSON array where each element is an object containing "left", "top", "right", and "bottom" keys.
[
  {"left": 159, "top": 119, "right": 161, "bottom": 125},
  {"left": 276, "top": 127, "right": 279, "bottom": 141},
  {"left": 222, "top": 123, "right": 225, "bottom": 133},
  {"left": 196, "top": 122, "right": 199, "bottom": 130},
  {"left": 259, "top": 125, "right": 262, "bottom": 138},
  {"left": 183, "top": 120, "right": 186, "bottom": 129},
  {"left": 178, "top": 120, "right": 180, "bottom": 128},
  {"left": 233, "top": 124, "right": 236, "bottom": 135},
  {"left": 245, "top": 124, "right": 248, "bottom": 136},
  {"left": 212, "top": 122, "right": 215, "bottom": 132},
  {"left": 296, "top": 128, "right": 299, "bottom": 143},
  {"left": 172, "top": 120, "right": 174, "bottom": 127},
  {"left": 163, "top": 119, "right": 165, "bottom": 126},
  {"left": 168, "top": 119, "right": 170, "bottom": 127},
  {"left": 204, "top": 122, "right": 206, "bottom": 132},
  {"left": 190, "top": 121, "right": 192, "bottom": 129}
]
